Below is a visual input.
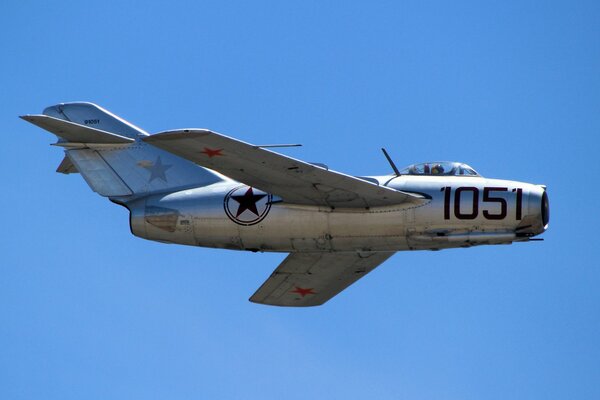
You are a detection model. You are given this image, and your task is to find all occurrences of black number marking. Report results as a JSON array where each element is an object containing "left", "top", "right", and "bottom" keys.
[
  {"left": 454, "top": 187, "right": 479, "bottom": 219},
  {"left": 442, "top": 186, "right": 451, "bottom": 220},
  {"left": 442, "top": 186, "right": 522, "bottom": 220},
  {"left": 515, "top": 188, "right": 523, "bottom": 220},
  {"left": 482, "top": 187, "right": 508, "bottom": 220}
]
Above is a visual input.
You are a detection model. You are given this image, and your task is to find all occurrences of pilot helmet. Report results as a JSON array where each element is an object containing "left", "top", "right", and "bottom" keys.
[{"left": 431, "top": 164, "right": 444, "bottom": 174}]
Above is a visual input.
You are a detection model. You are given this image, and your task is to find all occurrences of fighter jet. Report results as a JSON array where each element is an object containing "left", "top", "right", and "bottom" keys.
[{"left": 21, "top": 102, "right": 549, "bottom": 306}]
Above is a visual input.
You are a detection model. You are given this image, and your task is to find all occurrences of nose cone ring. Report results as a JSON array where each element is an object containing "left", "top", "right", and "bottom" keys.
[
  {"left": 541, "top": 189, "right": 550, "bottom": 230},
  {"left": 529, "top": 185, "right": 549, "bottom": 235}
]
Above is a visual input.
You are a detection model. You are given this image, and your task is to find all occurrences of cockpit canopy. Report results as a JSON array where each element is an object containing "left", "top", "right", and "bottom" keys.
[{"left": 399, "top": 161, "right": 480, "bottom": 177}]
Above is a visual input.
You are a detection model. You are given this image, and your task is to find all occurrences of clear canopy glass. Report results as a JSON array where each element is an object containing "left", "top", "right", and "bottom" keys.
[{"left": 398, "top": 162, "right": 480, "bottom": 177}]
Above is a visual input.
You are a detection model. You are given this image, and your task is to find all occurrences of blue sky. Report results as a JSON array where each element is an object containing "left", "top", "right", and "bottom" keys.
[{"left": 1, "top": 1, "right": 599, "bottom": 399}]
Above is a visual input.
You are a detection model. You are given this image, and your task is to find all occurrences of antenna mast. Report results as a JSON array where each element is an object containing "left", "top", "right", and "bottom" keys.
[{"left": 381, "top": 148, "right": 400, "bottom": 176}]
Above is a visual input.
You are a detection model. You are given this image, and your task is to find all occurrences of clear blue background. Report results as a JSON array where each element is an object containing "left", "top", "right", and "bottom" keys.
[{"left": 1, "top": 1, "right": 598, "bottom": 399}]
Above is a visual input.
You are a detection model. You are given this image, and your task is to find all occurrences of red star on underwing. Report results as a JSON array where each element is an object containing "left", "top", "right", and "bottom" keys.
[
  {"left": 291, "top": 287, "right": 317, "bottom": 297},
  {"left": 201, "top": 147, "right": 224, "bottom": 158},
  {"left": 231, "top": 187, "right": 267, "bottom": 217}
]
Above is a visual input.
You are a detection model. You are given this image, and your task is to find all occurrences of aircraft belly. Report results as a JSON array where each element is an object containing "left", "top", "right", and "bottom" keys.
[
  {"left": 239, "top": 205, "right": 330, "bottom": 251},
  {"left": 234, "top": 205, "right": 412, "bottom": 252},
  {"left": 327, "top": 208, "right": 410, "bottom": 251}
]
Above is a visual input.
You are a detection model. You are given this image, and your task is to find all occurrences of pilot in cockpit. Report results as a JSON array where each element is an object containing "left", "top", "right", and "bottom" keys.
[
  {"left": 401, "top": 162, "right": 479, "bottom": 177},
  {"left": 431, "top": 164, "right": 445, "bottom": 175}
]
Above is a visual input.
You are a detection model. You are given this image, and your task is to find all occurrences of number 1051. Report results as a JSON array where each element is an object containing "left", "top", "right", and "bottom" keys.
[{"left": 441, "top": 186, "right": 523, "bottom": 220}]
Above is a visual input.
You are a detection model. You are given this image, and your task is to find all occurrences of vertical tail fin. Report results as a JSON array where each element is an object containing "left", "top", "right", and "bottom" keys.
[{"left": 24, "top": 102, "right": 225, "bottom": 198}]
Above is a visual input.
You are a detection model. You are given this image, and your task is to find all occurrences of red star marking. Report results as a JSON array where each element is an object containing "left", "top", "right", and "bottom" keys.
[
  {"left": 291, "top": 287, "right": 316, "bottom": 297},
  {"left": 201, "top": 147, "right": 224, "bottom": 158}
]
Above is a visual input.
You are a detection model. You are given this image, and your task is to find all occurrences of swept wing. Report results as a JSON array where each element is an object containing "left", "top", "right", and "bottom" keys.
[
  {"left": 250, "top": 251, "right": 395, "bottom": 306},
  {"left": 144, "top": 129, "right": 425, "bottom": 208}
]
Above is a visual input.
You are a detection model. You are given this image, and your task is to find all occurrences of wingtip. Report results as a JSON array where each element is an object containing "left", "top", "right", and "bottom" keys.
[{"left": 19, "top": 114, "right": 44, "bottom": 122}]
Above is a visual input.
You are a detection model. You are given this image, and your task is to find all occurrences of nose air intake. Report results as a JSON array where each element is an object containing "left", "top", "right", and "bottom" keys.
[
  {"left": 516, "top": 185, "right": 549, "bottom": 237},
  {"left": 541, "top": 189, "right": 550, "bottom": 228}
]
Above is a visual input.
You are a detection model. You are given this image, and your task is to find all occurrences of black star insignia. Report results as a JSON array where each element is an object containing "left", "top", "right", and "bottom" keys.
[{"left": 231, "top": 187, "right": 267, "bottom": 217}]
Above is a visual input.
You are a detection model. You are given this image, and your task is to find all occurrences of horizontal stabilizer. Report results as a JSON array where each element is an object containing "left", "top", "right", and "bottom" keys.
[{"left": 20, "top": 115, "right": 134, "bottom": 144}]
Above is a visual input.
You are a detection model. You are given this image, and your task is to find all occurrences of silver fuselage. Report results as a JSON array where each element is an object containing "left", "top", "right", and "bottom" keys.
[{"left": 126, "top": 175, "right": 548, "bottom": 252}]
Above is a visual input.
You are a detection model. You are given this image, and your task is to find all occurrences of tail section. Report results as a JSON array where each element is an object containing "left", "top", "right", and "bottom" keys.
[{"left": 23, "top": 102, "right": 224, "bottom": 198}]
